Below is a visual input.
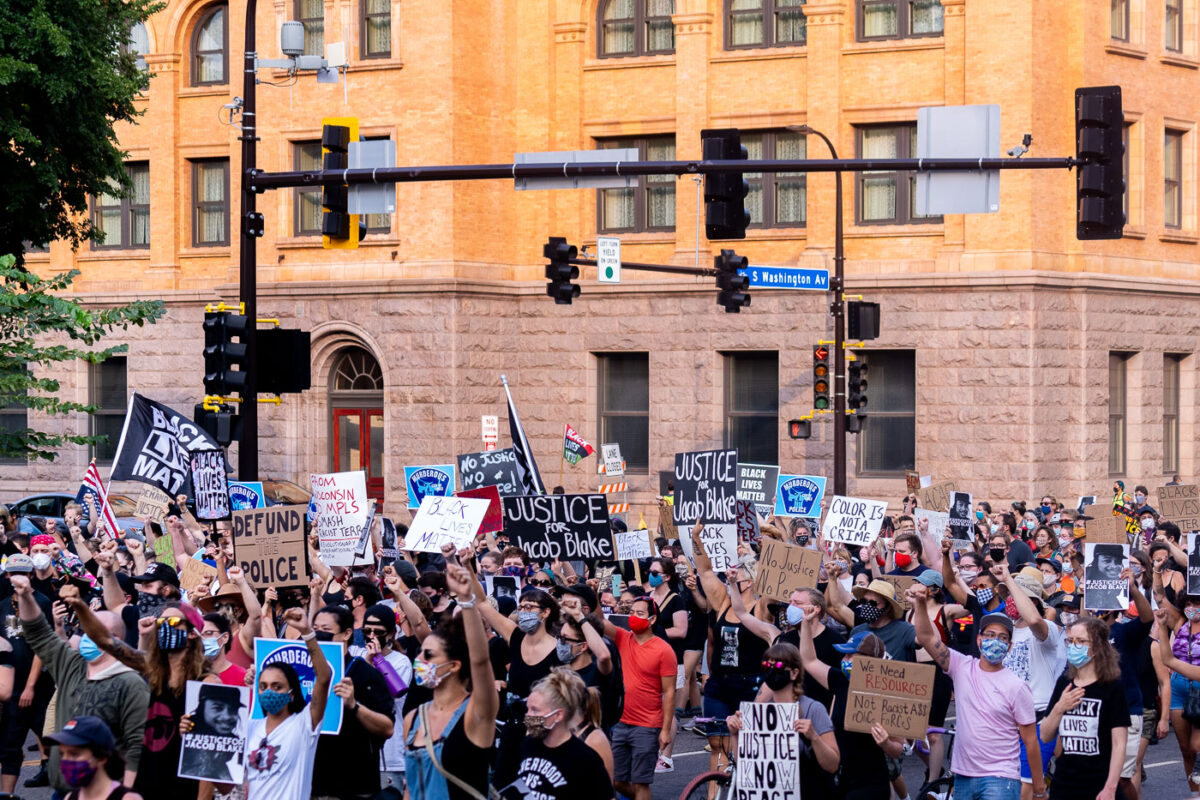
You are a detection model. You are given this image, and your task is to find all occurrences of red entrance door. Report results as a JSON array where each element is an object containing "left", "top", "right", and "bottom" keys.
[{"left": 333, "top": 408, "right": 384, "bottom": 504}]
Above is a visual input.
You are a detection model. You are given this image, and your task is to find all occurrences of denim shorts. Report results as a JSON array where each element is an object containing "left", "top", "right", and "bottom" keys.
[
  {"left": 1171, "top": 671, "right": 1193, "bottom": 710},
  {"left": 955, "top": 775, "right": 1021, "bottom": 800},
  {"left": 1018, "top": 721, "right": 1057, "bottom": 782}
]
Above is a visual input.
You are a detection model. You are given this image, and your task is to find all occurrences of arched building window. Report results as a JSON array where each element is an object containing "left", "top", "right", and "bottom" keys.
[
  {"left": 128, "top": 22, "right": 150, "bottom": 71},
  {"left": 192, "top": 4, "right": 228, "bottom": 86},
  {"left": 329, "top": 347, "right": 385, "bottom": 502}
]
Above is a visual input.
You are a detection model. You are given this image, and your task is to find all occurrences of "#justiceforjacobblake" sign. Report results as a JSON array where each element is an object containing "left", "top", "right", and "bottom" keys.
[{"left": 502, "top": 494, "right": 613, "bottom": 561}]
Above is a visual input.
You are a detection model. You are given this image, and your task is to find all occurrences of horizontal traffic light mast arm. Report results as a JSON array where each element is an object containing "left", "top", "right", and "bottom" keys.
[
  {"left": 569, "top": 256, "right": 716, "bottom": 278},
  {"left": 247, "top": 156, "right": 1077, "bottom": 191}
]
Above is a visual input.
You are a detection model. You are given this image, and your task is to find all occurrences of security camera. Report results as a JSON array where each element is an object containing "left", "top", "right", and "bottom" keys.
[{"left": 280, "top": 21, "right": 304, "bottom": 57}]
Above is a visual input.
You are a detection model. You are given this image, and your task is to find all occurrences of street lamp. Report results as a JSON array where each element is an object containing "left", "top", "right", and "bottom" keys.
[{"left": 791, "top": 124, "right": 848, "bottom": 496}]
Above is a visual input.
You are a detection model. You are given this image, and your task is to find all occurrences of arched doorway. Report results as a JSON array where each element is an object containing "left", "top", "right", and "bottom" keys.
[{"left": 328, "top": 347, "right": 384, "bottom": 503}]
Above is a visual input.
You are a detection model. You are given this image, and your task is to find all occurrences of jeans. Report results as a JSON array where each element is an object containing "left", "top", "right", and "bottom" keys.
[{"left": 955, "top": 775, "right": 1022, "bottom": 800}]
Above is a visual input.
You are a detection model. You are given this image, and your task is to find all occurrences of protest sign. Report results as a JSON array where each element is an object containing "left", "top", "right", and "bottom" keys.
[
  {"left": 502, "top": 494, "right": 614, "bottom": 562},
  {"left": 404, "top": 465, "right": 456, "bottom": 510},
  {"left": 228, "top": 481, "right": 265, "bottom": 510},
  {"left": 486, "top": 574, "right": 519, "bottom": 601},
  {"left": 252, "top": 639, "right": 344, "bottom": 734},
  {"left": 190, "top": 451, "right": 230, "bottom": 521},
  {"left": 822, "top": 496, "right": 888, "bottom": 547},
  {"left": 882, "top": 575, "right": 918, "bottom": 611},
  {"left": 912, "top": 508, "right": 949, "bottom": 541},
  {"left": 735, "top": 702, "right": 801, "bottom": 800},
  {"left": 378, "top": 518, "right": 399, "bottom": 562},
  {"left": 407, "top": 496, "right": 491, "bottom": 553},
  {"left": 457, "top": 449, "right": 522, "bottom": 496},
  {"left": 152, "top": 533, "right": 176, "bottom": 569},
  {"left": 735, "top": 500, "right": 761, "bottom": 544},
  {"left": 1077, "top": 495, "right": 1097, "bottom": 513},
  {"left": 613, "top": 529, "right": 652, "bottom": 561},
  {"left": 455, "top": 485, "right": 504, "bottom": 535},
  {"left": 947, "top": 491, "right": 974, "bottom": 546},
  {"left": 737, "top": 463, "right": 779, "bottom": 518},
  {"left": 906, "top": 471, "right": 921, "bottom": 495},
  {"left": 310, "top": 471, "right": 369, "bottom": 567},
  {"left": 674, "top": 449, "right": 738, "bottom": 572},
  {"left": 353, "top": 501, "right": 376, "bottom": 562},
  {"left": 109, "top": 393, "right": 222, "bottom": 496},
  {"left": 179, "top": 557, "right": 218, "bottom": 593},
  {"left": 919, "top": 481, "right": 957, "bottom": 513},
  {"left": 1189, "top": 533, "right": 1200, "bottom": 595},
  {"left": 1159, "top": 484, "right": 1200, "bottom": 532},
  {"left": 177, "top": 681, "right": 249, "bottom": 783},
  {"left": 753, "top": 538, "right": 821, "bottom": 603},
  {"left": 601, "top": 443, "right": 624, "bottom": 477},
  {"left": 773, "top": 474, "right": 827, "bottom": 518},
  {"left": 845, "top": 655, "right": 937, "bottom": 739},
  {"left": 1086, "top": 515, "right": 1127, "bottom": 544},
  {"left": 1083, "top": 542, "right": 1129, "bottom": 611},
  {"left": 231, "top": 505, "right": 308, "bottom": 588},
  {"left": 134, "top": 486, "right": 171, "bottom": 524}
]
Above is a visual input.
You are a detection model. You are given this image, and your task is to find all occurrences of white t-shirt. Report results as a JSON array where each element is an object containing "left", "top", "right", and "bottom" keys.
[
  {"left": 245, "top": 709, "right": 321, "bottom": 799},
  {"left": 379, "top": 649, "right": 414, "bottom": 771},
  {"left": 1002, "top": 621, "right": 1065, "bottom": 712}
]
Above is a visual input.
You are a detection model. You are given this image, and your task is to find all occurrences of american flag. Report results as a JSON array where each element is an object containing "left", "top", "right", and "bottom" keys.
[{"left": 82, "top": 461, "right": 120, "bottom": 540}]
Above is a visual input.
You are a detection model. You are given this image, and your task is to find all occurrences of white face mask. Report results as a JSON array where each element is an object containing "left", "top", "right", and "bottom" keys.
[{"left": 31, "top": 554, "right": 51, "bottom": 571}]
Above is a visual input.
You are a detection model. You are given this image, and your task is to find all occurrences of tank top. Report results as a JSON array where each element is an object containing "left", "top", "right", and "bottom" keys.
[
  {"left": 1173, "top": 623, "right": 1200, "bottom": 665},
  {"left": 710, "top": 606, "right": 768, "bottom": 678},
  {"left": 404, "top": 698, "right": 492, "bottom": 800},
  {"left": 506, "top": 628, "right": 561, "bottom": 699},
  {"left": 67, "top": 784, "right": 134, "bottom": 800}
]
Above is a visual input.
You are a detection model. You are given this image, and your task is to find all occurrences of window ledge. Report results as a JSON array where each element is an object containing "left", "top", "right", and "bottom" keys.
[
  {"left": 847, "top": 224, "right": 943, "bottom": 239},
  {"left": 1122, "top": 226, "right": 1147, "bottom": 240},
  {"left": 347, "top": 58, "right": 404, "bottom": 74},
  {"left": 843, "top": 38, "right": 944, "bottom": 56},
  {"left": 1160, "top": 230, "right": 1199, "bottom": 244},
  {"left": 711, "top": 47, "right": 806, "bottom": 64},
  {"left": 179, "top": 246, "right": 232, "bottom": 256},
  {"left": 742, "top": 228, "right": 808, "bottom": 242},
  {"left": 591, "top": 232, "right": 676, "bottom": 243},
  {"left": 75, "top": 250, "right": 152, "bottom": 262},
  {"left": 178, "top": 85, "right": 232, "bottom": 98},
  {"left": 277, "top": 235, "right": 399, "bottom": 249},
  {"left": 1161, "top": 52, "right": 1199, "bottom": 69},
  {"left": 583, "top": 55, "right": 676, "bottom": 71},
  {"left": 1105, "top": 42, "right": 1148, "bottom": 59}
]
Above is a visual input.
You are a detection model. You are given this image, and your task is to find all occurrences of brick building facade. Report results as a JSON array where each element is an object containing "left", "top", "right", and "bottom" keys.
[{"left": 3, "top": 0, "right": 1199, "bottom": 513}]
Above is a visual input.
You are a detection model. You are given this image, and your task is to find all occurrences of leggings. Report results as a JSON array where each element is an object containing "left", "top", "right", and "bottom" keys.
[{"left": 1, "top": 679, "right": 53, "bottom": 776}]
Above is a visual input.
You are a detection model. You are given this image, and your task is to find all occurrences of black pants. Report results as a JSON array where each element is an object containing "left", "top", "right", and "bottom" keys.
[{"left": 1, "top": 676, "right": 53, "bottom": 777}]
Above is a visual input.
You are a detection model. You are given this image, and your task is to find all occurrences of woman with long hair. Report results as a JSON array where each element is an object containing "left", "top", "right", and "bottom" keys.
[
  {"left": 1155, "top": 599, "right": 1200, "bottom": 791},
  {"left": 1040, "top": 616, "right": 1128, "bottom": 800},
  {"left": 571, "top": 686, "right": 613, "bottom": 781}
]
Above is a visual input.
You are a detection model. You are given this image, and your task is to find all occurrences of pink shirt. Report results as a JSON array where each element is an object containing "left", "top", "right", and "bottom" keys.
[{"left": 944, "top": 649, "right": 1036, "bottom": 779}]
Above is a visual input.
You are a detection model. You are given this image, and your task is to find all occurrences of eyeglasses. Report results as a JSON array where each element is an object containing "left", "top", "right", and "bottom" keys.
[
  {"left": 528, "top": 580, "right": 554, "bottom": 588},
  {"left": 1065, "top": 637, "right": 1091, "bottom": 646},
  {"left": 157, "top": 616, "right": 187, "bottom": 629},
  {"left": 559, "top": 638, "right": 584, "bottom": 646},
  {"left": 518, "top": 603, "right": 543, "bottom": 612}
]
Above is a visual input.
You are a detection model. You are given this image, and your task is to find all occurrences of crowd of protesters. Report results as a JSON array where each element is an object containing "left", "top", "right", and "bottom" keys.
[{"left": 0, "top": 475, "right": 1194, "bottom": 800}]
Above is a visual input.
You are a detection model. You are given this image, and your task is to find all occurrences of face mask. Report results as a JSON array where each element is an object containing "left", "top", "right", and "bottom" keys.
[
  {"left": 979, "top": 637, "right": 1009, "bottom": 664},
  {"left": 78, "top": 634, "right": 103, "bottom": 663},
  {"left": 1141, "top": 518, "right": 1155, "bottom": 531},
  {"left": 1022, "top": 520, "right": 1036, "bottom": 532},
  {"left": 1040, "top": 505, "right": 1052, "bottom": 515},
  {"left": 628, "top": 615, "right": 652, "bottom": 634},
  {"left": 203, "top": 637, "right": 223, "bottom": 658},
  {"left": 648, "top": 573, "right": 664, "bottom": 588},
  {"left": 157, "top": 623, "right": 189, "bottom": 651},
  {"left": 1062, "top": 562, "right": 1074, "bottom": 574},
  {"left": 975, "top": 511, "right": 985, "bottom": 521},
  {"left": 1004, "top": 596, "right": 1023, "bottom": 621},
  {"left": 517, "top": 611, "right": 542, "bottom": 633},
  {"left": 1186, "top": 607, "right": 1200, "bottom": 623},
  {"left": 840, "top": 659, "right": 853, "bottom": 678},
  {"left": 556, "top": 640, "right": 578, "bottom": 663},
  {"left": 975, "top": 587, "right": 995, "bottom": 606},
  {"left": 854, "top": 602, "right": 883, "bottom": 625},
  {"left": 785, "top": 605, "right": 805, "bottom": 627},
  {"left": 1061, "top": 611, "right": 1079, "bottom": 626},
  {"left": 989, "top": 548, "right": 1006, "bottom": 563},
  {"left": 59, "top": 758, "right": 99, "bottom": 788},
  {"left": 136, "top": 592, "right": 166, "bottom": 619},
  {"left": 1136, "top": 494, "right": 1146, "bottom": 505},
  {"left": 502, "top": 565, "right": 526, "bottom": 577},
  {"left": 989, "top": 524, "right": 1000, "bottom": 535},
  {"left": 1066, "top": 643, "right": 1091, "bottom": 667},
  {"left": 894, "top": 553, "right": 913, "bottom": 569},
  {"left": 314, "top": 630, "right": 335, "bottom": 642},
  {"left": 960, "top": 568, "right": 979, "bottom": 583},
  {"left": 30, "top": 554, "right": 51, "bottom": 571},
  {"left": 524, "top": 710, "right": 557, "bottom": 739},
  {"left": 1042, "top": 574, "right": 1057, "bottom": 589},
  {"left": 764, "top": 669, "right": 793, "bottom": 691},
  {"left": 1131, "top": 563, "right": 1144, "bottom": 577},
  {"left": 414, "top": 658, "right": 450, "bottom": 688},
  {"left": 1052, "top": 526, "right": 1063, "bottom": 536},
  {"left": 258, "top": 689, "right": 291, "bottom": 715}
]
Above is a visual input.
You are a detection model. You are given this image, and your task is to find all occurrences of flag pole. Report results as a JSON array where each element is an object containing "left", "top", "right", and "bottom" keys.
[{"left": 557, "top": 425, "right": 565, "bottom": 491}]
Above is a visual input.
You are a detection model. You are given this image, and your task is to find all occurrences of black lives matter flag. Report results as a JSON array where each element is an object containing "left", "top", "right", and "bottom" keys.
[{"left": 110, "top": 393, "right": 222, "bottom": 496}]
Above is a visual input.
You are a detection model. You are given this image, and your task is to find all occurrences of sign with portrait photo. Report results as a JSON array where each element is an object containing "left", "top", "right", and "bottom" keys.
[
  {"left": 946, "top": 491, "right": 974, "bottom": 546},
  {"left": 1083, "top": 542, "right": 1129, "bottom": 611},
  {"left": 177, "top": 681, "right": 250, "bottom": 784}
]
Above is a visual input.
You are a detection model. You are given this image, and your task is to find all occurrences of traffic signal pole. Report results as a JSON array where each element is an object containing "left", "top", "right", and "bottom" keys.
[{"left": 238, "top": 0, "right": 259, "bottom": 480}]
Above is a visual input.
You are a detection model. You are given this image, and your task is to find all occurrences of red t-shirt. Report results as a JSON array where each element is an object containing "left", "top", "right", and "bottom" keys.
[
  {"left": 219, "top": 662, "right": 247, "bottom": 687},
  {"left": 613, "top": 626, "right": 676, "bottom": 729}
]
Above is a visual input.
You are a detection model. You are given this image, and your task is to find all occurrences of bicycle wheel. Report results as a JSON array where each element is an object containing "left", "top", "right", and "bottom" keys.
[
  {"left": 917, "top": 775, "right": 954, "bottom": 800},
  {"left": 679, "top": 770, "right": 733, "bottom": 800}
]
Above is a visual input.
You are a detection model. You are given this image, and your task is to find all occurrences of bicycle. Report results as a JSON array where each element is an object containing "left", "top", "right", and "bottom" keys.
[
  {"left": 678, "top": 717, "right": 737, "bottom": 800},
  {"left": 914, "top": 725, "right": 957, "bottom": 800}
]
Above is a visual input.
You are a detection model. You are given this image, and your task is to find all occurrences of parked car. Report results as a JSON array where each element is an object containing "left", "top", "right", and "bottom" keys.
[{"left": 5, "top": 491, "right": 145, "bottom": 535}]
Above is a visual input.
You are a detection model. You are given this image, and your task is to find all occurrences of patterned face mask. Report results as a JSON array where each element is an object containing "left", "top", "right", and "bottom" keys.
[
  {"left": 975, "top": 587, "right": 995, "bottom": 607},
  {"left": 854, "top": 602, "right": 883, "bottom": 625},
  {"left": 979, "top": 637, "right": 1009, "bottom": 664},
  {"left": 156, "top": 622, "right": 189, "bottom": 651}
]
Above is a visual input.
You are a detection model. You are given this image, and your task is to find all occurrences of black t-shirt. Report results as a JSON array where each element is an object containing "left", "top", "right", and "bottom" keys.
[
  {"left": 778, "top": 625, "right": 845, "bottom": 708},
  {"left": 312, "top": 657, "right": 396, "bottom": 796},
  {"left": 135, "top": 687, "right": 196, "bottom": 800},
  {"left": 502, "top": 734, "right": 613, "bottom": 800},
  {"left": 0, "top": 581, "right": 54, "bottom": 687},
  {"left": 827, "top": 669, "right": 889, "bottom": 790},
  {"left": 653, "top": 590, "right": 686, "bottom": 658},
  {"left": 1046, "top": 676, "right": 1129, "bottom": 800}
]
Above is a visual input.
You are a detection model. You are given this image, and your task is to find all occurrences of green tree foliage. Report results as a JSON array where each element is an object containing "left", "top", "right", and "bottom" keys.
[
  {"left": 0, "top": 254, "right": 165, "bottom": 461},
  {"left": 0, "top": 0, "right": 160, "bottom": 260}
]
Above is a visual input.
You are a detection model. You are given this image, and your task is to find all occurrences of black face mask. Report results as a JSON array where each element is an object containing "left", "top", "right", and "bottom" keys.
[
  {"left": 314, "top": 630, "right": 335, "bottom": 643},
  {"left": 763, "top": 669, "right": 792, "bottom": 691},
  {"left": 989, "top": 548, "right": 1006, "bottom": 563}
]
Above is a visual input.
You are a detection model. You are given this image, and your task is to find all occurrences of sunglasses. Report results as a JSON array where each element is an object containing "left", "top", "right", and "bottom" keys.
[
  {"left": 362, "top": 627, "right": 388, "bottom": 638},
  {"left": 157, "top": 616, "right": 188, "bottom": 629},
  {"left": 528, "top": 580, "right": 554, "bottom": 588}
]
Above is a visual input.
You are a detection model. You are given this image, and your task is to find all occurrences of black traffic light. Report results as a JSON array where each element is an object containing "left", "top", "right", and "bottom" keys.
[
  {"left": 194, "top": 403, "right": 242, "bottom": 448},
  {"left": 1075, "top": 86, "right": 1125, "bottom": 240},
  {"left": 321, "top": 121, "right": 366, "bottom": 249},
  {"left": 788, "top": 419, "right": 812, "bottom": 440},
  {"left": 847, "top": 301, "right": 881, "bottom": 340},
  {"left": 702, "top": 128, "right": 750, "bottom": 240},
  {"left": 257, "top": 328, "right": 312, "bottom": 394},
  {"left": 848, "top": 361, "right": 868, "bottom": 412},
  {"left": 714, "top": 249, "right": 750, "bottom": 313},
  {"left": 203, "top": 311, "right": 249, "bottom": 396},
  {"left": 544, "top": 237, "right": 580, "bottom": 304},
  {"left": 813, "top": 345, "right": 830, "bottom": 410}
]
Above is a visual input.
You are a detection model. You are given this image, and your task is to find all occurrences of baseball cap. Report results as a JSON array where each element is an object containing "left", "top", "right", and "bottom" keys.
[
  {"left": 834, "top": 629, "right": 874, "bottom": 654},
  {"left": 2, "top": 554, "right": 33, "bottom": 575},
  {"left": 1036, "top": 557, "right": 1062, "bottom": 574},
  {"left": 979, "top": 612, "right": 1014, "bottom": 637},
  {"left": 46, "top": 716, "right": 116, "bottom": 754},
  {"left": 130, "top": 561, "right": 180, "bottom": 587},
  {"left": 915, "top": 570, "right": 944, "bottom": 589},
  {"left": 560, "top": 583, "right": 598, "bottom": 612}
]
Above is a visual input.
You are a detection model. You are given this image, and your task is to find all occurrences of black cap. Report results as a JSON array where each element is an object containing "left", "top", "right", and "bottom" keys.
[
  {"left": 130, "top": 561, "right": 180, "bottom": 587},
  {"left": 46, "top": 716, "right": 116, "bottom": 754},
  {"left": 197, "top": 683, "right": 246, "bottom": 709},
  {"left": 363, "top": 604, "right": 397, "bottom": 636},
  {"left": 1036, "top": 557, "right": 1062, "bottom": 574},
  {"left": 560, "top": 584, "right": 598, "bottom": 613}
]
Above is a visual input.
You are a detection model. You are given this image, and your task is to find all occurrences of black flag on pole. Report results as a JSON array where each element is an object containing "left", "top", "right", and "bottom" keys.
[
  {"left": 501, "top": 375, "right": 545, "bottom": 495},
  {"left": 109, "top": 393, "right": 222, "bottom": 496}
]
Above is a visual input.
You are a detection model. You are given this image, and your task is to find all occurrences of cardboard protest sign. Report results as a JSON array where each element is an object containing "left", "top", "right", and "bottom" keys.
[
  {"left": 228, "top": 481, "right": 265, "bottom": 511},
  {"left": 1159, "top": 484, "right": 1200, "bottom": 532},
  {"left": 613, "top": 529, "right": 652, "bottom": 561},
  {"left": 753, "top": 538, "right": 821, "bottom": 603},
  {"left": 1083, "top": 542, "right": 1129, "bottom": 611},
  {"left": 906, "top": 471, "right": 921, "bottom": 495},
  {"left": 152, "top": 534, "right": 176, "bottom": 569},
  {"left": 919, "top": 481, "right": 957, "bottom": 513},
  {"left": 912, "top": 508, "right": 949, "bottom": 541},
  {"left": 134, "top": 486, "right": 171, "bottom": 524},
  {"left": 822, "top": 496, "right": 888, "bottom": 547},
  {"left": 252, "top": 639, "right": 345, "bottom": 734},
  {"left": 737, "top": 463, "right": 779, "bottom": 518},
  {"left": 179, "top": 557, "right": 218, "bottom": 593},
  {"left": 231, "top": 505, "right": 308, "bottom": 588},
  {"left": 190, "top": 451, "right": 230, "bottom": 521},
  {"left": 177, "top": 681, "right": 249, "bottom": 783},
  {"left": 882, "top": 575, "right": 918, "bottom": 611},
  {"left": 601, "top": 443, "right": 624, "bottom": 477},
  {"left": 946, "top": 491, "right": 974, "bottom": 546},
  {"left": 735, "top": 702, "right": 801, "bottom": 800},
  {"left": 1086, "top": 515, "right": 1127, "bottom": 544},
  {"left": 1189, "top": 533, "right": 1200, "bottom": 595},
  {"left": 353, "top": 501, "right": 376, "bottom": 562},
  {"left": 774, "top": 474, "right": 827, "bottom": 518},
  {"left": 404, "top": 465, "right": 456, "bottom": 510},
  {"left": 674, "top": 449, "right": 738, "bottom": 572},
  {"left": 407, "top": 496, "right": 491, "bottom": 553},
  {"left": 845, "top": 655, "right": 937, "bottom": 739},
  {"left": 486, "top": 574, "right": 520, "bottom": 601},
  {"left": 310, "top": 471, "right": 369, "bottom": 567},
  {"left": 735, "top": 500, "right": 760, "bottom": 544},
  {"left": 455, "top": 485, "right": 504, "bottom": 536},
  {"left": 502, "top": 494, "right": 614, "bottom": 562},
  {"left": 457, "top": 449, "right": 522, "bottom": 496}
]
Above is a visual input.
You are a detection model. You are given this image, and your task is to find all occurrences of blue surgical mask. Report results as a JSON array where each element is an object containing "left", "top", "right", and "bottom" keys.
[
  {"left": 975, "top": 511, "right": 985, "bottom": 521},
  {"left": 203, "top": 637, "right": 222, "bottom": 658},
  {"left": 785, "top": 605, "right": 805, "bottom": 627},
  {"left": 648, "top": 573, "right": 664, "bottom": 588},
  {"left": 78, "top": 634, "right": 102, "bottom": 663},
  {"left": 979, "top": 637, "right": 1009, "bottom": 665},
  {"left": 1066, "top": 643, "right": 1092, "bottom": 667}
]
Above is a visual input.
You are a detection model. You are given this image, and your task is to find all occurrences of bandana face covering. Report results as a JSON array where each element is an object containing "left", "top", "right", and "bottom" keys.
[
  {"left": 1004, "top": 596, "right": 1023, "bottom": 621},
  {"left": 59, "top": 758, "right": 98, "bottom": 788}
]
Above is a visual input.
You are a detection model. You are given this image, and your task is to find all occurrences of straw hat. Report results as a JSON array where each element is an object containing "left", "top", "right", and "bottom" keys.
[{"left": 851, "top": 579, "right": 905, "bottom": 618}]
